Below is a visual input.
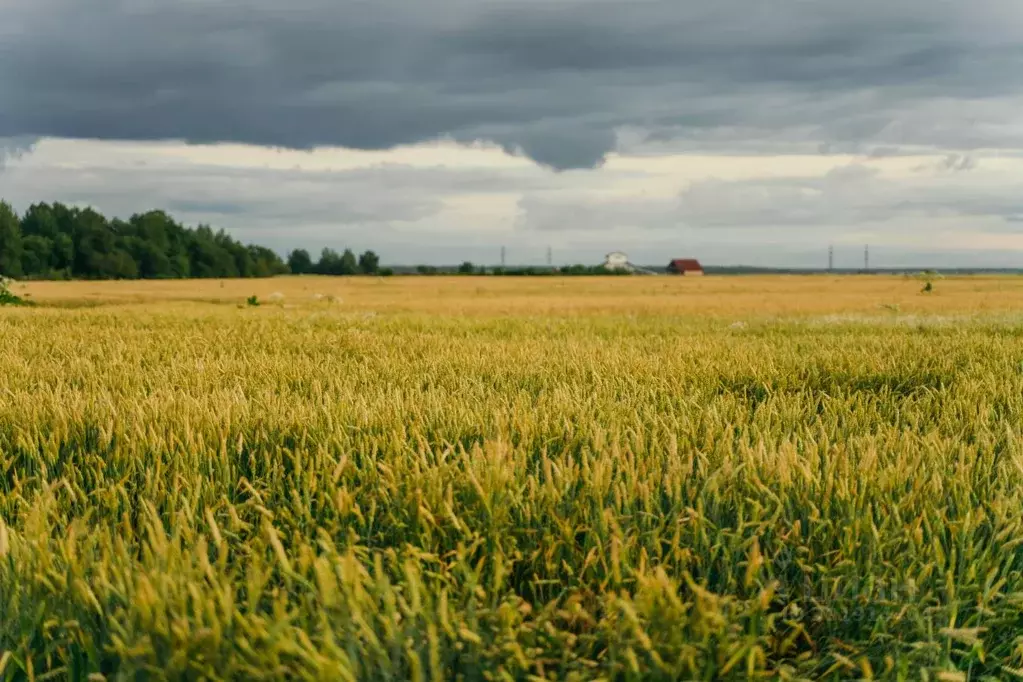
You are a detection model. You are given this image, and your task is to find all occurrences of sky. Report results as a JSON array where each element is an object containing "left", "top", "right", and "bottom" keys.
[{"left": 4, "top": 0, "right": 1023, "bottom": 267}]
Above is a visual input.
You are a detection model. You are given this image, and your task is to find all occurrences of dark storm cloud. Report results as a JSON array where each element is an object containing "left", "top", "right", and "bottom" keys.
[{"left": 3, "top": 0, "right": 1023, "bottom": 169}]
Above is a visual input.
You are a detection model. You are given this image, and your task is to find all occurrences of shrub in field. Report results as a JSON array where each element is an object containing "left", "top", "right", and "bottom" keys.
[
  {"left": 0, "top": 277, "right": 28, "bottom": 306},
  {"left": 918, "top": 269, "right": 942, "bottom": 294}
]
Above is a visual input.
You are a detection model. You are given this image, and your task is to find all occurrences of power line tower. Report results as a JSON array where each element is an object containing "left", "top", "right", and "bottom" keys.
[
  {"left": 828, "top": 245, "right": 834, "bottom": 272},
  {"left": 864, "top": 245, "right": 870, "bottom": 273},
  {"left": 500, "top": 246, "right": 506, "bottom": 268},
  {"left": 546, "top": 246, "right": 552, "bottom": 268}
]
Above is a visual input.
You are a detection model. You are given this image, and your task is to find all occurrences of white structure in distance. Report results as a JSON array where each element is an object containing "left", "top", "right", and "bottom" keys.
[
  {"left": 602, "top": 252, "right": 632, "bottom": 272},
  {"left": 600, "top": 252, "right": 660, "bottom": 275}
]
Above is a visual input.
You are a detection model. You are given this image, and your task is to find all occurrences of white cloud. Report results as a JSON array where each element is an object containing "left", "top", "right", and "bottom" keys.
[{"left": 4, "top": 137, "right": 1023, "bottom": 267}]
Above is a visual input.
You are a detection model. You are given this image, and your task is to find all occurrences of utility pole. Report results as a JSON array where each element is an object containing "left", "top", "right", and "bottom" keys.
[{"left": 828, "top": 245, "right": 834, "bottom": 272}]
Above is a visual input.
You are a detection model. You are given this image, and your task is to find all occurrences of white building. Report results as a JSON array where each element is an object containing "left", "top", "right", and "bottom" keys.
[{"left": 602, "top": 252, "right": 632, "bottom": 272}]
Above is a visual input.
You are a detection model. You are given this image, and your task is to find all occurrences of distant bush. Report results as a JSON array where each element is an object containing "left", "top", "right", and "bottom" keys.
[
  {"left": 396, "top": 264, "right": 637, "bottom": 276},
  {"left": 0, "top": 277, "right": 29, "bottom": 306},
  {"left": 917, "top": 270, "right": 942, "bottom": 294},
  {"left": 559, "top": 264, "right": 631, "bottom": 276},
  {"left": 495, "top": 264, "right": 632, "bottom": 276}
]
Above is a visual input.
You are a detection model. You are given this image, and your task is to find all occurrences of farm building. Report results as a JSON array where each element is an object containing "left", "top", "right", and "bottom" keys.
[
  {"left": 602, "top": 251, "right": 632, "bottom": 272},
  {"left": 596, "top": 252, "right": 660, "bottom": 275},
  {"left": 667, "top": 259, "right": 704, "bottom": 275}
]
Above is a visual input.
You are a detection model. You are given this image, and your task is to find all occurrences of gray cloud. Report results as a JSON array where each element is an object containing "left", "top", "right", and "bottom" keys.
[
  {"left": 917, "top": 153, "right": 977, "bottom": 173},
  {"left": 3, "top": 163, "right": 450, "bottom": 232},
  {"left": 0, "top": 137, "right": 37, "bottom": 170},
  {"left": 677, "top": 165, "right": 894, "bottom": 228},
  {"left": 672, "top": 162, "right": 1023, "bottom": 230},
  {"left": 516, "top": 193, "right": 680, "bottom": 232},
  {"left": 515, "top": 160, "right": 1023, "bottom": 235},
  {"left": 0, "top": 150, "right": 564, "bottom": 253},
  {"left": 4, "top": 0, "right": 1023, "bottom": 168}
]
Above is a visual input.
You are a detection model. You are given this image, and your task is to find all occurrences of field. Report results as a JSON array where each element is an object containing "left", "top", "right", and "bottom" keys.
[{"left": 3, "top": 275, "right": 1023, "bottom": 680}]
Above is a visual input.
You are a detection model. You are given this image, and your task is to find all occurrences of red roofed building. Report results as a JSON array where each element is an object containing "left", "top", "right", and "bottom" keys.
[{"left": 667, "top": 259, "right": 704, "bottom": 276}]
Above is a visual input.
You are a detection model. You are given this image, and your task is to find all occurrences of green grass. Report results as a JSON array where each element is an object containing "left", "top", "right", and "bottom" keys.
[{"left": 2, "top": 299, "right": 1023, "bottom": 680}]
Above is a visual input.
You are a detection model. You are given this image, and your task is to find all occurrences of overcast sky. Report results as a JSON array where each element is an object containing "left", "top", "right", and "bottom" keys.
[{"left": 4, "top": 0, "right": 1023, "bottom": 267}]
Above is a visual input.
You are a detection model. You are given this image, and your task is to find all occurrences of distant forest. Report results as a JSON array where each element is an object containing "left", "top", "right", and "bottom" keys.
[
  {"left": 6, "top": 201, "right": 1001, "bottom": 281},
  {"left": 0, "top": 200, "right": 642, "bottom": 281},
  {"left": 0, "top": 201, "right": 382, "bottom": 280}
]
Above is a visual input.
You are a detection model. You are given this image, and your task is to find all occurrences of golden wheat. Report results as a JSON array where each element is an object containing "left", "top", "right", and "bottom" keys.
[{"left": 2, "top": 276, "right": 1023, "bottom": 680}]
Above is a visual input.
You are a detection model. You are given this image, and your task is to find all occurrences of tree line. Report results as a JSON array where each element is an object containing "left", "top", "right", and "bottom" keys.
[
  {"left": 0, "top": 200, "right": 650, "bottom": 281},
  {"left": 0, "top": 201, "right": 384, "bottom": 280}
]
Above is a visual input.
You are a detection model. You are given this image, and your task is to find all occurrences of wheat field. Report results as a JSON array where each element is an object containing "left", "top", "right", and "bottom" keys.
[{"left": 3, "top": 275, "right": 1023, "bottom": 680}]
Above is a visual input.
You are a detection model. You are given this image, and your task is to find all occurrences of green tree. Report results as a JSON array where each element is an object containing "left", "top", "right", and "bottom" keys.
[
  {"left": 20, "top": 235, "right": 53, "bottom": 276},
  {"left": 358, "top": 250, "right": 380, "bottom": 274},
  {"left": 340, "top": 248, "right": 358, "bottom": 275},
  {"left": 51, "top": 233, "right": 74, "bottom": 274},
  {"left": 21, "top": 203, "right": 59, "bottom": 240},
  {"left": 0, "top": 201, "right": 23, "bottom": 277},
  {"left": 458, "top": 261, "right": 475, "bottom": 275},
  {"left": 103, "top": 250, "right": 140, "bottom": 279},
  {"left": 188, "top": 226, "right": 237, "bottom": 278},
  {"left": 125, "top": 238, "right": 173, "bottom": 279},
  {"left": 316, "top": 248, "right": 343, "bottom": 275},
  {"left": 71, "top": 208, "right": 116, "bottom": 278},
  {"left": 288, "top": 249, "right": 314, "bottom": 274},
  {"left": 248, "top": 245, "right": 288, "bottom": 277}
]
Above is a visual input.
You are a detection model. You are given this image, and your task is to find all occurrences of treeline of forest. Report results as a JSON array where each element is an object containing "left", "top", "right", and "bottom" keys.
[
  {"left": 0, "top": 201, "right": 383, "bottom": 280},
  {"left": 0, "top": 200, "right": 643, "bottom": 281}
]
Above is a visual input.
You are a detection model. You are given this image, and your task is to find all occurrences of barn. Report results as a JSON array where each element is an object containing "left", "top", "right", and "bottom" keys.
[{"left": 667, "top": 259, "right": 704, "bottom": 276}]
